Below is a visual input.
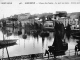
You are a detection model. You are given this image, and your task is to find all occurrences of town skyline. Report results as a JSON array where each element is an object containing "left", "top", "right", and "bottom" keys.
[{"left": 0, "top": 0, "right": 80, "bottom": 19}]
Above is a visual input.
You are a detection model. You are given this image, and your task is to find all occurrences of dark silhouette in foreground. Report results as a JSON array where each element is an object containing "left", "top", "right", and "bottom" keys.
[{"left": 45, "top": 22, "right": 68, "bottom": 58}]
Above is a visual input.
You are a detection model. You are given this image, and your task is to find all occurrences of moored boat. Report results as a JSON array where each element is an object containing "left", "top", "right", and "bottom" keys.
[
  {"left": 0, "top": 39, "right": 17, "bottom": 46},
  {"left": 0, "top": 42, "right": 17, "bottom": 49}
]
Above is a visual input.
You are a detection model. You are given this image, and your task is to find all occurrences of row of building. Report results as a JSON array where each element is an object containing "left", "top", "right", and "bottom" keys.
[
  {"left": 54, "top": 16, "right": 79, "bottom": 30},
  {"left": 0, "top": 12, "right": 80, "bottom": 30},
  {"left": 41, "top": 12, "right": 79, "bottom": 30}
]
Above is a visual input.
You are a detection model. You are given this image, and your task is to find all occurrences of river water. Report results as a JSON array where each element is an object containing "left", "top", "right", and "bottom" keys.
[{"left": 0, "top": 27, "right": 78, "bottom": 58}]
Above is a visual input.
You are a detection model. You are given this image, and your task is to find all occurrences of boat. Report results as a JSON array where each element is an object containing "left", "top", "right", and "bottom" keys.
[
  {"left": 0, "top": 42, "right": 17, "bottom": 49},
  {"left": 22, "top": 34, "right": 27, "bottom": 39},
  {"left": 0, "top": 39, "right": 17, "bottom": 46},
  {"left": 43, "top": 20, "right": 54, "bottom": 32},
  {"left": 0, "top": 28, "right": 17, "bottom": 46}
]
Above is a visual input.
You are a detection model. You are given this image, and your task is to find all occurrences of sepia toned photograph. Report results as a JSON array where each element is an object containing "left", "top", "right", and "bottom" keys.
[{"left": 0, "top": 0, "right": 80, "bottom": 60}]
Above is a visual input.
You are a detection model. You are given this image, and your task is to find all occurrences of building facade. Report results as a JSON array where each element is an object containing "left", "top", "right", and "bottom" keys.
[{"left": 54, "top": 16, "right": 79, "bottom": 30}]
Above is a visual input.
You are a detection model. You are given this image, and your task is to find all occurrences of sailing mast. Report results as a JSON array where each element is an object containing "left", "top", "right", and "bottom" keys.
[
  {"left": 2, "top": 14, "right": 10, "bottom": 60},
  {"left": 2, "top": 15, "right": 4, "bottom": 60},
  {"left": 6, "top": 47, "right": 10, "bottom": 60}
]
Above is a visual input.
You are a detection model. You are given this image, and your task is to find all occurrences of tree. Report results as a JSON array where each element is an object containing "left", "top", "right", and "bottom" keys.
[
  {"left": 56, "top": 12, "right": 67, "bottom": 17},
  {"left": 28, "top": 15, "right": 37, "bottom": 19},
  {"left": 47, "top": 15, "right": 53, "bottom": 20},
  {"left": 39, "top": 16, "right": 45, "bottom": 25},
  {"left": 8, "top": 18, "right": 18, "bottom": 21}
]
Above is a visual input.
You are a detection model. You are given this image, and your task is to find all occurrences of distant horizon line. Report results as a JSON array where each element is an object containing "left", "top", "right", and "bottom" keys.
[{"left": 0, "top": 11, "right": 80, "bottom": 19}]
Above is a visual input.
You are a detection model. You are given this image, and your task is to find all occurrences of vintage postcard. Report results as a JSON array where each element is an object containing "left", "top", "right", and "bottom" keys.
[{"left": 0, "top": 0, "right": 80, "bottom": 60}]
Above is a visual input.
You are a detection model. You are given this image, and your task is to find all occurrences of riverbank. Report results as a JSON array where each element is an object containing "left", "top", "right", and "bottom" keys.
[
  {"left": 1, "top": 52, "right": 80, "bottom": 60},
  {"left": 1, "top": 55, "right": 80, "bottom": 60}
]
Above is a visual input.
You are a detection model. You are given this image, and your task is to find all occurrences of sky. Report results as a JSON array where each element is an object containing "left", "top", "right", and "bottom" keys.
[{"left": 0, "top": 0, "right": 80, "bottom": 19}]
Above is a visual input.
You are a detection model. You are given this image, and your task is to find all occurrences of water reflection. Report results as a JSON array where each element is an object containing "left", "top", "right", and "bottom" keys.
[
  {"left": 65, "top": 24, "right": 71, "bottom": 40},
  {"left": 0, "top": 26, "right": 78, "bottom": 58}
]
